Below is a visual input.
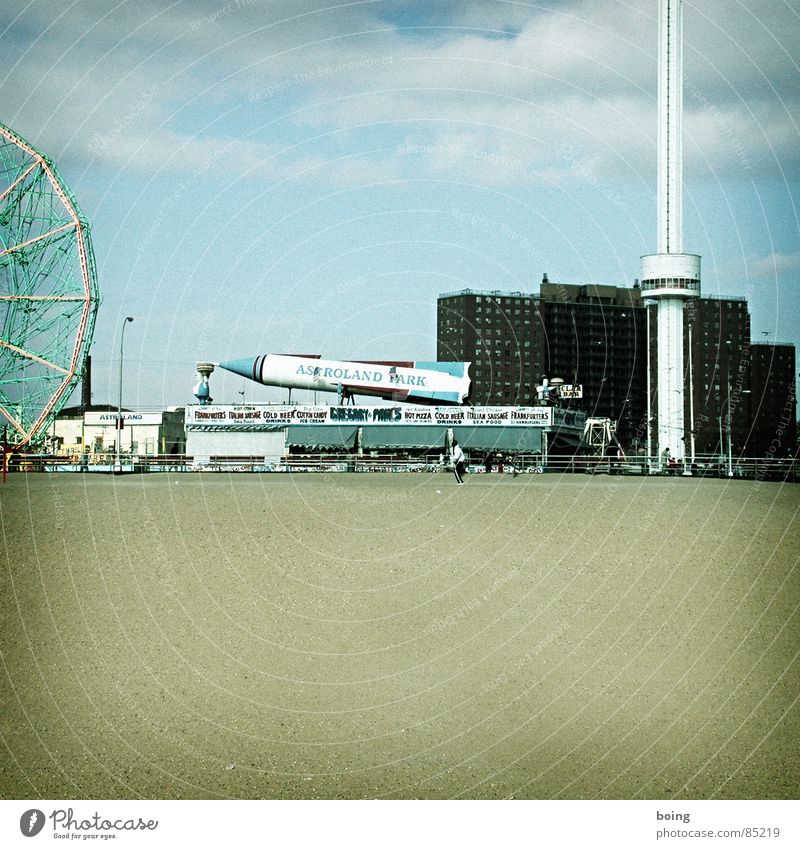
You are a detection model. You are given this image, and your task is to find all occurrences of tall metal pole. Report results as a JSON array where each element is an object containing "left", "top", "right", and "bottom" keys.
[
  {"left": 646, "top": 304, "right": 652, "bottom": 474},
  {"left": 688, "top": 322, "right": 695, "bottom": 468},
  {"left": 726, "top": 379, "right": 733, "bottom": 478},
  {"left": 640, "top": 0, "right": 700, "bottom": 463},
  {"left": 114, "top": 316, "right": 134, "bottom": 474}
]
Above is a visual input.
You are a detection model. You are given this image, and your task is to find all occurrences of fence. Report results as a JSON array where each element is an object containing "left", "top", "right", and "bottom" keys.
[
  {"left": 2, "top": 452, "right": 797, "bottom": 482},
  {"left": 543, "top": 454, "right": 798, "bottom": 482}
]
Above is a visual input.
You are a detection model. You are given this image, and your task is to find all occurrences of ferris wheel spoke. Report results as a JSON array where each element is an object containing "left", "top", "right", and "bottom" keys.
[
  {"left": 0, "top": 222, "right": 76, "bottom": 258},
  {"left": 0, "top": 400, "right": 26, "bottom": 435},
  {"left": 0, "top": 161, "right": 39, "bottom": 207},
  {"left": 5, "top": 238, "right": 83, "bottom": 300},
  {"left": 0, "top": 295, "right": 87, "bottom": 301},
  {"left": 0, "top": 337, "right": 70, "bottom": 374}
]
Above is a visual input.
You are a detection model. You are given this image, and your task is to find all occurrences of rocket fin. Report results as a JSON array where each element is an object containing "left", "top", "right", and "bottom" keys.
[{"left": 416, "top": 361, "right": 471, "bottom": 378}]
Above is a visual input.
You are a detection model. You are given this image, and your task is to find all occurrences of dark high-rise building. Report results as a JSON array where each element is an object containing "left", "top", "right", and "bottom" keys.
[
  {"left": 438, "top": 281, "right": 796, "bottom": 458},
  {"left": 438, "top": 281, "right": 647, "bottom": 443},
  {"left": 538, "top": 282, "right": 646, "bottom": 444},
  {"left": 684, "top": 298, "right": 797, "bottom": 458},
  {"left": 437, "top": 289, "right": 544, "bottom": 407},
  {"left": 684, "top": 294, "right": 751, "bottom": 457},
  {"left": 747, "top": 343, "right": 797, "bottom": 458}
]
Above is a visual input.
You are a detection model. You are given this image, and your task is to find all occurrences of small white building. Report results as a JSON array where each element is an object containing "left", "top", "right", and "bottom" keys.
[{"left": 51, "top": 406, "right": 185, "bottom": 457}]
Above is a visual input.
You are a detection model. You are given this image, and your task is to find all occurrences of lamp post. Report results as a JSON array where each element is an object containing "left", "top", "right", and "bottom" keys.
[
  {"left": 726, "top": 381, "right": 733, "bottom": 478},
  {"left": 646, "top": 304, "right": 652, "bottom": 474},
  {"left": 688, "top": 323, "right": 696, "bottom": 471},
  {"left": 114, "top": 316, "right": 134, "bottom": 474},
  {"left": 721, "top": 382, "right": 751, "bottom": 478},
  {"left": 717, "top": 340, "right": 732, "bottom": 475}
]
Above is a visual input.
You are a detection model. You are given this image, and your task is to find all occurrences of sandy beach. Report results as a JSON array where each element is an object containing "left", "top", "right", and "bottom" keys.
[{"left": 1, "top": 471, "right": 798, "bottom": 799}]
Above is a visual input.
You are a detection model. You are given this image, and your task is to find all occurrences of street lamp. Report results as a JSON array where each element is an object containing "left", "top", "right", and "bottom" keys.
[
  {"left": 687, "top": 323, "right": 696, "bottom": 471},
  {"left": 720, "top": 382, "right": 751, "bottom": 478},
  {"left": 646, "top": 303, "right": 652, "bottom": 474},
  {"left": 114, "top": 316, "right": 134, "bottom": 474},
  {"left": 716, "top": 340, "right": 732, "bottom": 476}
]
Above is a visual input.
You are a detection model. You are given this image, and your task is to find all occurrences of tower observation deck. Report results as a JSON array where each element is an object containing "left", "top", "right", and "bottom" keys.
[{"left": 641, "top": 0, "right": 699, "bottom": 463}]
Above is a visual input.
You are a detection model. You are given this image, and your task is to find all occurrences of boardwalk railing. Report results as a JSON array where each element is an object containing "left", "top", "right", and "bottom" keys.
[{"left": 3, "top": 452, "right": 797, "bottom": 482}]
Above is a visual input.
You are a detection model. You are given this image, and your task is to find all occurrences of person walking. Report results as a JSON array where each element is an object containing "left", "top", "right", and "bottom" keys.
[{"left": 452, "top": 440, "right": 466, "bottom": 485}]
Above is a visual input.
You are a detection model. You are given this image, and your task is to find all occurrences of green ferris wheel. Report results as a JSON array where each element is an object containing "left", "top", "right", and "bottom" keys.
[{"left": 0, "top": 122, "right": 100, "bottom": 450}]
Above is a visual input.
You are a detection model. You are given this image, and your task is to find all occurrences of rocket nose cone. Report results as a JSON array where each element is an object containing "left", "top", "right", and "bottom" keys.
[{"left": 218, "top": 356, "right": 259, "bottom": 381}]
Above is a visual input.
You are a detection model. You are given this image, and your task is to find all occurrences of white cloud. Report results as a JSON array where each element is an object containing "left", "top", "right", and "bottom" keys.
[
  {"left": 747, "top": 253, "right": 800, "bottom": 279},
  {"left": 1, "top": 0, "right": 797, "bottom": 187}
]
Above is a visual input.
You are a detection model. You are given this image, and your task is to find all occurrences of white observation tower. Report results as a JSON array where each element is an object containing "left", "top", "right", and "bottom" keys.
[{"left": 641, "top": 0, "right": 700, "bottom": 463}]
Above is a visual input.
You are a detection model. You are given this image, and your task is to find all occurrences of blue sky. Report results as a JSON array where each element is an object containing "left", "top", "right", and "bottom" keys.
[{"left": 2, "top": 0, "right": 798, "bottom": 407}]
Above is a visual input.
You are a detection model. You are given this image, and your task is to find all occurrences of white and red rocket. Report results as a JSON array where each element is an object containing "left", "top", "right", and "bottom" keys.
[{"left": 217, "top": 354, "right": 471, "bottom": 405}]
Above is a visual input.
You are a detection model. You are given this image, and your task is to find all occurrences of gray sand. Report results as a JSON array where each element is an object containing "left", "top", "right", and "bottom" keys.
[{"left": 1, "top": 472, "right": 798, "bottom": 799}]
